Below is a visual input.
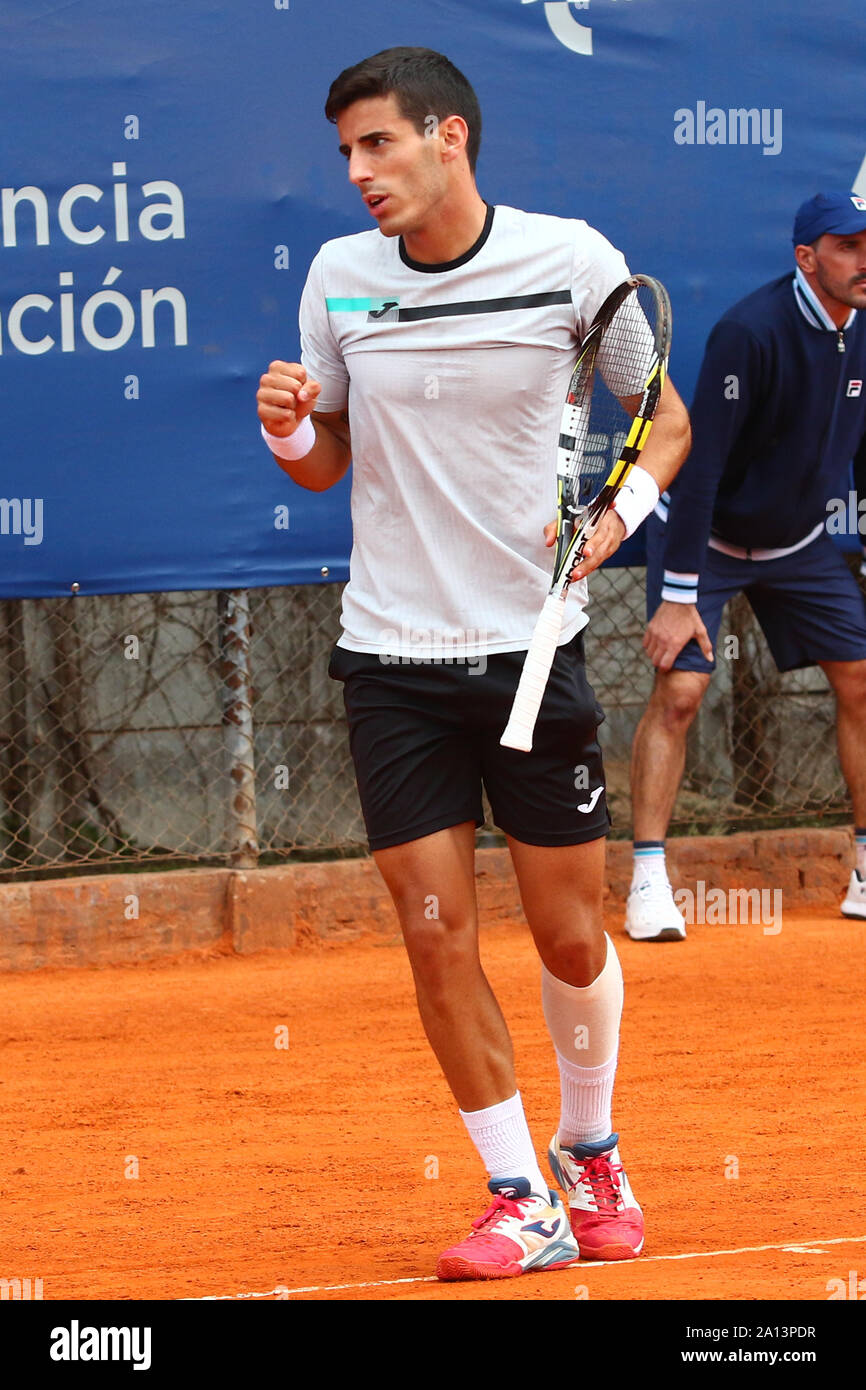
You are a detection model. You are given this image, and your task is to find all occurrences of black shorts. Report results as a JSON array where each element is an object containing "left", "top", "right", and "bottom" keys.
[
  {"left": 328, "top": 632, "right": 610, "bottom": 852},
  {"left": 645, "top": 513, "right": 866, "bottom": 673}
]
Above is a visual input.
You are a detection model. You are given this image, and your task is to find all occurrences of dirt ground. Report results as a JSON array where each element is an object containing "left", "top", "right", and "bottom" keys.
[{"left": 1, "top": 905, "right": 864, "bottom": 1301}]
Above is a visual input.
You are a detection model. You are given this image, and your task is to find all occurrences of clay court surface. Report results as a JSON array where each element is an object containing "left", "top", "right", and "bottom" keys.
[{"left": 2, "top": 903, "right": 864, "bottom": 1302}]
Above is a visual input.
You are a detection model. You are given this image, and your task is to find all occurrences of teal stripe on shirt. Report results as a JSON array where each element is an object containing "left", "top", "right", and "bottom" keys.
[{"left": 325, "top": 297, "right": 399, "bottom": 312}]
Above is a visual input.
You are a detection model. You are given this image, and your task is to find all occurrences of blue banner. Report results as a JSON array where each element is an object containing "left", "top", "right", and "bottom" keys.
[{"left": 2, "top": 0, "right": 864, "bottom": 597}]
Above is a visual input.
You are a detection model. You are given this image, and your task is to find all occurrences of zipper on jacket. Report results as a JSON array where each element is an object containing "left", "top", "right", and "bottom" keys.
[{"left": 837, "top": 329, "right": 846, "bottom": 353}]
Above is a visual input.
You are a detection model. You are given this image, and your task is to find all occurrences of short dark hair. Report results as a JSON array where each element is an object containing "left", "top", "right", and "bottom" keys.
[{"left": 325, "top": 47, "right": 482, "bottom": 175}]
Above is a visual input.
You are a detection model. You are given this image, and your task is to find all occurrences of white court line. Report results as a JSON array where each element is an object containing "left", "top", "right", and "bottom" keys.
[{"left": 185, "top": 1233, "right": 866, "bottom": 1300}]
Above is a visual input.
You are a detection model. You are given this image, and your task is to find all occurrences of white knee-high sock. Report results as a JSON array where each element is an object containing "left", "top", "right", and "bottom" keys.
[
  {"left": 542, "top": 934, "right": 624, "bottom": 1146},
  {"left": 459, "top": 1091, "right": 549, "bottom": 1196}
]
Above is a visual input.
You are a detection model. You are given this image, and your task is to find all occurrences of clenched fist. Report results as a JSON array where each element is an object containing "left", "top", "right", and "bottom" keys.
[{"left": 257, "top": 361, "right": 322, "bottom": 439}]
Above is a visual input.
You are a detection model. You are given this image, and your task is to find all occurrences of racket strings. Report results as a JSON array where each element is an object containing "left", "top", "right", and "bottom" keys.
[
  {"left": 552, "top": 284, "right": 664, "bottom": 585},
  {"left": 500, "top": 275, "right": 671, "bottom": 753},
  {"left": 579, "top": 289, "right": 661, "bottom": 503}
]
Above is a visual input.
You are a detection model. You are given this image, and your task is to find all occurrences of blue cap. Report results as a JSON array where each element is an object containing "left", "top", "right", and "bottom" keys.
[{"left": 793, "top": 192, "right": 866, "bottom": 246}]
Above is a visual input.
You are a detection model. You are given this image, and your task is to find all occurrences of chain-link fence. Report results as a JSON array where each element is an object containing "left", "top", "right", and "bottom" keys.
[{"left": 0, "top": 564, "right": 857, "bottom": 880}]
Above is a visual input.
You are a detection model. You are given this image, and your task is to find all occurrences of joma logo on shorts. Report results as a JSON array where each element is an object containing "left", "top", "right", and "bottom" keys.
[{"left": 576, "top": 786, "right": 603, "bottom": 814}]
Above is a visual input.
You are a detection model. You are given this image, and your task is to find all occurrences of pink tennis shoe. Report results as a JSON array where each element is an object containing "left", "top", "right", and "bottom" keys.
[
  {"left": 436, "top": 1177, "right": 580, "bottom": 1281},
  {"left": 548, "top": 1132, "right": 645, "bottom": 1260}
]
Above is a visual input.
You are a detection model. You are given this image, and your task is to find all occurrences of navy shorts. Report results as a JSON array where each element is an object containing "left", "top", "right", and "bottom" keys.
[
  {"left": 645, "top": 513, "right": 866, "bottom": 674},
  {"left": 328, "top": 632, "right": 611, "bottom": 852}
]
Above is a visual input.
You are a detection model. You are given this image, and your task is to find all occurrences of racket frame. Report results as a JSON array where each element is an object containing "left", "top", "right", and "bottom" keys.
[{"left": 500, "top": 274, "right": 672, "bottom": 752}]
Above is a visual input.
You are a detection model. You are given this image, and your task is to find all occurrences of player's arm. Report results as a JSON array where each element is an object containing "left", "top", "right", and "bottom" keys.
[
  {"left": 620, "top": 376, "right": 691, "bottom": 496},
  {"left": 637, "top": 376, "right": 712, "bottom": 668},
  {"left": 565, "top": 377, "right": 692, "bottom": 580},
  {"left": 257, "top": 360, "right": 351, "bottom": 492},
  {"left": 644, "top": 321, "right": 761, "bottom": 669}
]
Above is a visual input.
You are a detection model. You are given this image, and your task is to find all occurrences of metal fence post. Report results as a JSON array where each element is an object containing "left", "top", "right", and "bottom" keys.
[
  {"left": 217, "top": 590, "right": 259, "bottom": 869},
  {"left": 0, "top": 599, "right": 31, "bottom": 866}
]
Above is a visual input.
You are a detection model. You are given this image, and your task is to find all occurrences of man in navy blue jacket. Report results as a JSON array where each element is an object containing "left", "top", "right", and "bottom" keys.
[{"left": 625, "top": 192, "right": 866, "bottom": 940}]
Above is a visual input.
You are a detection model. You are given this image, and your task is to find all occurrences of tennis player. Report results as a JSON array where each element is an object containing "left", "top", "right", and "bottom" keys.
[
  {"left": 626, "top": 192, "right": 866, "bottom": 942},
  {"left": 257, "top": 47, "right": 690, "bottom": 1280}
]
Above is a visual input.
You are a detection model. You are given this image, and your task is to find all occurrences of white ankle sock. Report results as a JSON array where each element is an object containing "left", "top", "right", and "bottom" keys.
[
  {"left": 632, "top": 840, "right": 667, "bottom": 884},
  {"left": 459, "top": 1091, "right": 549, "bottom": 1197}
]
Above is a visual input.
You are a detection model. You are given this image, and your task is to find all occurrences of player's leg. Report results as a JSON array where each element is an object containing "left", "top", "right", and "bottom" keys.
[
  {"left": 375, "top": 822, "right": 579, "bottom": 1281},
  {"left": 479, "top": 635, "right": 642, "bottom": 1259},
  {"left": 820, "top": 658, "right": 866, "bottom": 821},
  {"left": 373, "top": 821, "right": 516, "bottom": 1114},
  {"left": 330, "top": 646, "right": 577, "bottom": 1279},
  {"left": 744, "top": 533, "right": 866, "bottom": 917},
  {"left": 819, "top": 659, "right": 866, "bottom": 917},
  {"left": 628, "top": 667, "right": 710, "bottom": 938},
  {"left": 626, "top": 514, "right": 735, "bottom": 941},
  {"left": 631, "top": 670, "right": 711, "bottom": 845},
  {"left": 505, "top": 833, "right": 643, "bottom": 1260}
]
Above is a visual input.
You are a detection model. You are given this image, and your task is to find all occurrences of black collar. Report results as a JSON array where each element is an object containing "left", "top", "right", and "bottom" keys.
[{"left": 399, "top": 202, "right": 495, "bottom": 273}]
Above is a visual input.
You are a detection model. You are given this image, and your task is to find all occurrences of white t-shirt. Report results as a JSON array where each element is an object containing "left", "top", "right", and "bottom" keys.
[{"left": 299, "top": 203, "right": 630, "bottom": 657}]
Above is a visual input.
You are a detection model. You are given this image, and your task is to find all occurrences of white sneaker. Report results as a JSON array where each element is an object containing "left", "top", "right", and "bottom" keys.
[
  {"left": 624, "top": 876, "right": 687, "bottom": 941},
  {"left": 841, "top": 869, "right": 866, "bottom": 919}
]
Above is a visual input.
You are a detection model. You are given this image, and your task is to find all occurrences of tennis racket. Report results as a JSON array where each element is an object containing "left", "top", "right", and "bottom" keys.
[{"left": 500, "top": 274, "right": 672, "bottom": 752}]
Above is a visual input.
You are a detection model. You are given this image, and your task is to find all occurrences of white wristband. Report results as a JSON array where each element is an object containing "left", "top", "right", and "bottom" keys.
[
  {"left": 611, "top": 465, "right": 660, "bottom": 538},
  {"left": 261, "top": 415, "right": 316, "bottom": 460}
]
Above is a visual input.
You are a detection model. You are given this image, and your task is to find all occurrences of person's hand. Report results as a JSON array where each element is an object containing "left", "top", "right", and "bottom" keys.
[
  {"left": 643, "top": 600, "right": 714, "bottom": 671},
  {"left": 257, "top": 361, "right": 322, "bottom": 438},
  {"left": 542, "top": 511, "right": 627, "bottom": 579}
]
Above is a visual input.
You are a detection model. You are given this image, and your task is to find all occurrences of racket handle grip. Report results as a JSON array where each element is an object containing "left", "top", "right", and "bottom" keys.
[{"left": 500, "top": 593, "right": 566, "bottom": 751}]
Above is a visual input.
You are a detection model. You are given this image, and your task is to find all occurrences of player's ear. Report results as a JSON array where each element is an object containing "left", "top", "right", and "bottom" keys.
[
  {"left": 438, "top": 114, "right": 469, "bottom": 165},
  {"left": 794, "top": 241, "right": 817, "bottom": 274}
]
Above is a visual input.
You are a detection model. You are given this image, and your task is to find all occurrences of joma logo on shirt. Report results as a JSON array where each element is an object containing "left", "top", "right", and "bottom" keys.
[
  {"left": 367, "top": 300, "right": 399, "bottom": 321},
  {"left": 325, "top": 296, "right": 400, "bottom": 319}
]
